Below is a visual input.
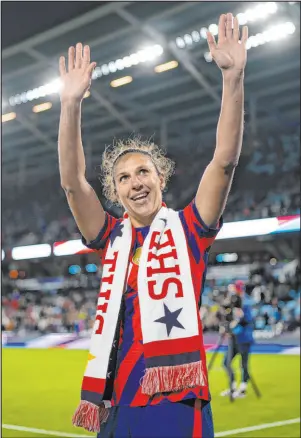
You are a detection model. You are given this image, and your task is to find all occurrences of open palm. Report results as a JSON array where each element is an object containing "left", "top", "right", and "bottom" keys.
[
  {"left": 207, "top": 13, "right": 248, "bottom": 73},
  {"left": 59, "top": 43, "right": 96, "bottom": 103}
]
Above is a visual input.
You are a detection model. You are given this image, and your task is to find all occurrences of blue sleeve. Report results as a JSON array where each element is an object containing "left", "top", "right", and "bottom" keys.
[{"left": 81, "top": 213, "right": 112, "bottom": 250}]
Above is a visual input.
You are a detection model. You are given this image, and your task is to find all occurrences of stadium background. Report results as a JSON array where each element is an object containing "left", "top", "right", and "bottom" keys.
[{"left": 1, "top": 2, "right": 300, "bottom": 437}]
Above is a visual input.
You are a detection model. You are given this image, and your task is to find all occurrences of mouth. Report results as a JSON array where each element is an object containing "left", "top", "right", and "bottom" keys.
[{"left": 130, "top": 192, "right": 150, "bottom": 203}]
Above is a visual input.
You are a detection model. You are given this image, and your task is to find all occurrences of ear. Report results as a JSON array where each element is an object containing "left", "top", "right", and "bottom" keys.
[
  {"left": 113, "top": 185, "right": 120, "bottom": 203},
  {"left": 159, "top": 174, "right": 166, "bottom": 191}
]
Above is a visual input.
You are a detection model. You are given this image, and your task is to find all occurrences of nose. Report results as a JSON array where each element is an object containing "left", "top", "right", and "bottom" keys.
[{"left": 131, "top": 175, "right": 143, "bottom": 190}]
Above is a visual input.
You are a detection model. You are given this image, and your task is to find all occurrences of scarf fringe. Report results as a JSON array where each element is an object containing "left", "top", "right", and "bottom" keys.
[
  {"left": 72, "top": 400, "right": 109, "bottom": 433},
  {"left": 141, "top": 361, "right": 206, "bottom": 395}
]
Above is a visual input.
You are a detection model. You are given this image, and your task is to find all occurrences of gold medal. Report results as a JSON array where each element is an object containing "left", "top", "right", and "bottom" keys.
[{"left": 132, "top": 247, "right": 142, "bottom": 266}]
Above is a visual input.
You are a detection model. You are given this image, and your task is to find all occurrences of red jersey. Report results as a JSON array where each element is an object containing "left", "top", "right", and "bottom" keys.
[{"left": 83, "top": 200, "right": 222, "bottom": 406}]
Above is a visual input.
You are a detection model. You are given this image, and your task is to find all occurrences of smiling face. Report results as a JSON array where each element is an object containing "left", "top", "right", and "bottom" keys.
[{"left": 113, "top": 152, "right": 165, "bottom": 227}]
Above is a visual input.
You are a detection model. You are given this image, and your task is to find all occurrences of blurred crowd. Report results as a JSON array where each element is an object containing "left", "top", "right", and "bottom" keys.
[
  {"left": 2, "top": 131, "right": 300, "bottom": 249},
  {"left": 2, "top": 262, "right": 300, "bottom": 336}
]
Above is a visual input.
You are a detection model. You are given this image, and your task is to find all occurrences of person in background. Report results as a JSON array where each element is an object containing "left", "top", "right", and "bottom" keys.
[{"left": 221, "top": 280, "right": 254, "bottom": 398}]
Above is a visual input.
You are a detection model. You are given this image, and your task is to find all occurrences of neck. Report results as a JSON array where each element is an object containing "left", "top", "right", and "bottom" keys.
[{"left": 128, "top": 208, "right": 160, "bottom": 228}]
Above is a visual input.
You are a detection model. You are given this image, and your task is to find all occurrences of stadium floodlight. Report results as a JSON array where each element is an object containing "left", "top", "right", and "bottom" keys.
[
  {"left": 110, "top": 76, "right": 133, "bottom": 88},
  {"left": 20, "top": 92, "right": 28, "bottom": 103},
  {"left": 136, "top": 45, "right": 163, "bottom": 62},
  {"left": 176, "top": 37, "right": 185, "bottom": 48},
  {"left": 32, "top": 102, "right": 52, "bottom": 113},
  {"left": 204, "top": 51, "right": 213, "bottom": 63},
  {"left": 2, "top": 250, "right": 5, "bottom": 261},
  {"left": 122, "top": 56, "right": 132, "bottom": 68},
  {"left": 12, "top": 244, "right": 51, "bottom": 260},
  {"left": 92, "top": 66, "right": 102, "bottom": 79},
  {"left": 2, "top": 2, "right": 288, "bottom": 107},
  {"left": 44, "top": 78, "right": 62, "bottom": 95},
  {"left": 191, "top": 31, "right": 201, "bottom": 43},
  {"left": 246, "top": 21, "right": 296, "bottom": 49},
  {"left": 208, "top": 24, "right": 218, "bottom": 36},
  {"left": 200, "top": 27, "right": 208, "bottom": 39},
  {"left": 115, "top": 59, "right": 125, "bottom": 70},
  {"left": 237, "top": 13, "right": 248, "bottom": 25},
  {"left": 2, "top": 112, "right": 16, "bottom": 123},
  {"left": 177, "top": 2, "right": 279, "bottom": 49},
  {"left": 154, "top": 60, "right": 179, "bottom": 73},
  {"left": 184, "top": 34, "right": 193, "bottom": 45},
  {"left": 101, "top": 64, "right": 110, "bottom": 75},
  {"left": 129, "top": 53, "right": 139, "bottom": 65}
]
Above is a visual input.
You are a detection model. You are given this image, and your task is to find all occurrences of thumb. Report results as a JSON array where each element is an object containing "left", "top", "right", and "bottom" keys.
[
  {"left": 87, "top": 62, "right": 97, "bottom": 76},
  {"left": 206, "top": 31, "right": 216, "bottom": 55}
]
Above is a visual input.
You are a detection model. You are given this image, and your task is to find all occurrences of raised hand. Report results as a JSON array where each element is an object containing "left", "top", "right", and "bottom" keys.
[
  {"left": 207, "top": 13, "right": 248, "bottom": 75},
  {"left": 59, "top": 43, "right": 96, "bottom": 103}
]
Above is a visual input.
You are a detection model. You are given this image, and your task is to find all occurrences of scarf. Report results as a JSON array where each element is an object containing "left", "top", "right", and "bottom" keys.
[{"left": 72, "top": 206, "right": 207, "bottom": 432}]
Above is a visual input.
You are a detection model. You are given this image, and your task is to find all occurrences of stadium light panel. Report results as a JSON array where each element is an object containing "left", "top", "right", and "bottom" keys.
[
  {"left": 2, "top": 112, "right": 16, "bottom": 123},
  {"left": 110, "top": 76, "right": 133, "bottom": 88},
  {"left": 32, "top": 102, "right": 52, "bottom": 113},
  {"left": 154, "top": 60, "right": 179, "bottom": 73},
  {"left": 2, "top": 250, "right": 5, "bottom": 261}
]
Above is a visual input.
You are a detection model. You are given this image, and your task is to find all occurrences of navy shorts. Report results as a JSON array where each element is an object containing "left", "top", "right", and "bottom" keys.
[{"left": 97, "top": 400, "right": 214, "bottom": 438}]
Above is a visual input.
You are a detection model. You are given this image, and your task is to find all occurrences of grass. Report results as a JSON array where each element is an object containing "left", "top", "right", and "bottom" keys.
[{"left": 2, "top": 348, "right": 300, "bottom": 437}]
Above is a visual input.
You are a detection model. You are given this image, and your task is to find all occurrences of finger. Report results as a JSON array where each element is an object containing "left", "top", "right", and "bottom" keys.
[
  {"left": 226, "top": 12, "right": 233, "bottom": 39},
  {"left": 75, "top": 42, "right": 83, "bottom": 69},
  {"left": 241, "top": 25, "right": 249, "bottom": 45},
  {"left": 87, "top": 62, "right": 97, "bottom": 77},
  {"left": 68, "top": 46, "right": 75, "bottom": 71},
  {"left": 59, "top": 56, "right": 66, "bottom": 76},
  {"left": 83, "top": 45, "right": 90, "bottom": 67},
  {"left": 206, "top": 32, "right": 217, "bottom": 54},
  {"left": 233, "top": 16, "right": 240, "bottom": 42},
  {"left": 218, "top": 14, "right": 227, "bottom": 42}
]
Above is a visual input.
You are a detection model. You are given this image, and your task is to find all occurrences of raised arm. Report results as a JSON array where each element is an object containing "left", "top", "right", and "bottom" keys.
[
  {"left": 58, "top": 43, "right": 106, "bottom": 242},
  {"left": 195, "top": 13, "right": 248, "bottom": 227}
]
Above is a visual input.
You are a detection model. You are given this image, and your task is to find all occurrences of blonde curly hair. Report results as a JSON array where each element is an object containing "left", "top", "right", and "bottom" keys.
[{"left": 100, "top": 137, "right": 175, "bottom": 204}]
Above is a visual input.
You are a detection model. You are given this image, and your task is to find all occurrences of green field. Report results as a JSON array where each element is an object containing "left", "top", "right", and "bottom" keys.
[{"left": 2, "top": 348, "right": 300, "bottom": 437}]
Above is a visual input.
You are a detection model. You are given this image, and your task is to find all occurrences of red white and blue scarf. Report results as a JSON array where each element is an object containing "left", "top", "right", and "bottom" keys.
[{"left": 73, "top": 206, "right": 206, "bottom": 432}]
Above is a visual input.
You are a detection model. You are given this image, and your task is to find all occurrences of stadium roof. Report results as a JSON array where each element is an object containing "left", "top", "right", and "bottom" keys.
[{"left": 2, "top": 1, "right": 300, "bottom": 196}]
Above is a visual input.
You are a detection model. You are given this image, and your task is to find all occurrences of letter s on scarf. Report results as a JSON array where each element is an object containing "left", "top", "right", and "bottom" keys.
[{"left": 148, "top": 278, "right": 184, "bottom": 300}]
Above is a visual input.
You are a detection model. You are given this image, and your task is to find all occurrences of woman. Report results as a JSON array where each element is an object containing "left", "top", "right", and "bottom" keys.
[{"left": 58, "top": 12, "right": 248, "bottom": 438}]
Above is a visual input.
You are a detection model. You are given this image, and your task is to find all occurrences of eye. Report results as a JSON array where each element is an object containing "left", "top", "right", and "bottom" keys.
[
  {"left": 139, "top": 168, "right": 148, "bottom": 175},
  {"left": 119, "top": 175, "right": 129, "bottom": 182}
]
